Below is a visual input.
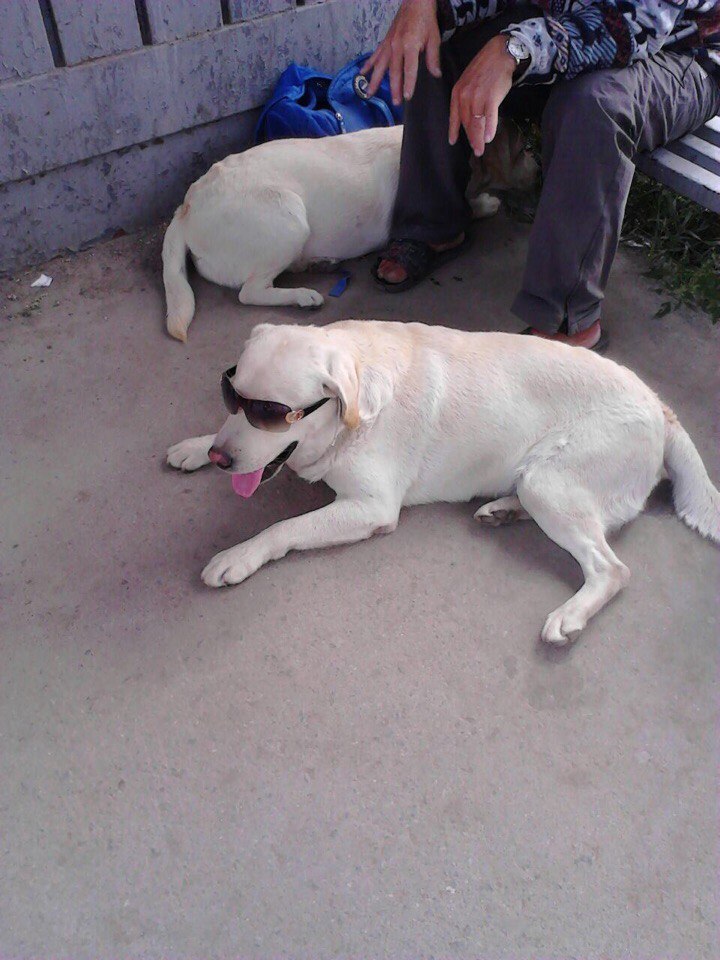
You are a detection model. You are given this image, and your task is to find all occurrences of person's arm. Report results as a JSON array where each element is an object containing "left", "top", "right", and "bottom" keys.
[{"left": 502, "top": 0, "right": 720, "bottom": 86}]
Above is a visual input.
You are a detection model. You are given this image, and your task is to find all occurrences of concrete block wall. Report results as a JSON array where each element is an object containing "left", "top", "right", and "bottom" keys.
[{"left": 0, "top": 0, "right": 395, "bottom": 273}]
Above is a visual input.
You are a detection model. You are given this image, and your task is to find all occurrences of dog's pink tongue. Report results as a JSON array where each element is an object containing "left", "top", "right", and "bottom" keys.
[{"left": 231, "top": 469, "right": 264, "bottom": 498}]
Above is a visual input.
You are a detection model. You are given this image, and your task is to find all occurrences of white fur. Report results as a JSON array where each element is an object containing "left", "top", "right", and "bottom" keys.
[
  {"left": 167, "top": 320, "right": 719, "bottom": 645},
  {"left": 162, "top": 124, "right": 535, "bottom": 341},
  {"left": 162, "top": 128, "right": 402, "bottom": 341}
]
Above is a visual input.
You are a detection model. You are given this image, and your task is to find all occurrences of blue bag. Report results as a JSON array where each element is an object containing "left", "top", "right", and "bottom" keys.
[{"left": 255, "top": 53, "right": 403, "bottom": 143}]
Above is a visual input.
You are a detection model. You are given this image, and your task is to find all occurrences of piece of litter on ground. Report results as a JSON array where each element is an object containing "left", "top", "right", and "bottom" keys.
[
  {"left": 430, "top": 277, "right": 441, "bottom": 286},
  {"left": 453, "top": 275, "right": 463, "bottom": 282},
  {"left": 31, "top": 274, "right": 53, "bottom": 288},
  {"left": 329, "top": 271, "right": 351, "bottom": 298}
]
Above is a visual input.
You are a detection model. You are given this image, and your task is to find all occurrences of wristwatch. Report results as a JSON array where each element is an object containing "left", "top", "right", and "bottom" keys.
[{"left": 505, "top": 35, "right": 531, "bottom": 76}]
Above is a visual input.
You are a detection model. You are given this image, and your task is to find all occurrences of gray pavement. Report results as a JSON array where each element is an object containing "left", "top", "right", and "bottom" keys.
[{"left": 1, "top": 213, "right": 718, "bottom": 958}]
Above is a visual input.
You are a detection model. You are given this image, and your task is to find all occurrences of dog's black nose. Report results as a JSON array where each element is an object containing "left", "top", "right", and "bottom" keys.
[{"left": 208, "top": 446, "right": 233, "bottom": 470}]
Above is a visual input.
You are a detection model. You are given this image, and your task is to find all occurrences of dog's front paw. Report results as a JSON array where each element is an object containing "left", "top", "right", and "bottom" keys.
[
  {"left": 474, "top": 497, "right": 529, "bottom": 526},
  {"left": 167, "top": 436, "right": 212, "bottom": 472},
  {"left": 201, "top": 544, "right": 264, "bottom": 588},
  {"left": 475, "top": 507, "right": 519, "bottom": 526},
  {"left": 295, "top": 288, "right": 324, "bottom": 310},
  {"left": 469, "top": 193, "right": 501, "bottom": 220}
]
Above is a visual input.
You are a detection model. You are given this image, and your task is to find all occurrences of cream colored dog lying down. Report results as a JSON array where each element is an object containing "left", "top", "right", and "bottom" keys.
[
  {"left": 167, "top": 320, "right": 719, "bottom": 644},
  {"left": 161, "top": 124, "right": 536, "bottom": 341}
]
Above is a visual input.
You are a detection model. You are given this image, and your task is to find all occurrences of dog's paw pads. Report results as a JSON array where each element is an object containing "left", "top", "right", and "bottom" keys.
[
  {"left": 541, "top": 609, "right": 585, "bottom": 646},
  {"left": 474, "top": 503, "right": 527, "bottom": 526},
  {"left": 476, "top": 508, "right": 511, "bottom": 526}
]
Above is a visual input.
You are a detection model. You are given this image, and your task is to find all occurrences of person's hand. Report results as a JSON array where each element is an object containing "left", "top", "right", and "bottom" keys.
[
  {"left": 362, "top": 0, "right": 442, "bottom": 105},
  {"left": 449, "top": 35, "right": 516, "bottom": 156}
]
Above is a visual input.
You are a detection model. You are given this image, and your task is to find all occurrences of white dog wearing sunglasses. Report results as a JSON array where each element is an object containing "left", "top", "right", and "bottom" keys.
[{"left": 167, "top": 320, "right": 719, "bottom": 645}]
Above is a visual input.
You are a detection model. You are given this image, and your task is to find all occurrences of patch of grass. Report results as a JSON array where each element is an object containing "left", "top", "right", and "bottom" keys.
[{"left": 622, "top": 172, "right": 720, "bottom": 322}]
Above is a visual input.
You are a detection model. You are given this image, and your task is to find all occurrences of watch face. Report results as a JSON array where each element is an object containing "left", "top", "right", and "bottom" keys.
[{"left": 508, "top": 37, "right": 529, "bottom": 61}]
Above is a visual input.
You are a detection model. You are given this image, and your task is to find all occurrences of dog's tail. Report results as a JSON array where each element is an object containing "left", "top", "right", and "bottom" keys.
[
  {"left": 162, "top": 207, "right": 195, "bottom": 342},
  {"left": 663, "top": 405, "right": 720, "bottom": 543}
]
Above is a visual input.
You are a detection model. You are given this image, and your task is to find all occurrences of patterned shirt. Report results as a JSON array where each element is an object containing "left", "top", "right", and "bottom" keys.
[{"left": 437, "top": 0, "right": 720, "bottom": 84}]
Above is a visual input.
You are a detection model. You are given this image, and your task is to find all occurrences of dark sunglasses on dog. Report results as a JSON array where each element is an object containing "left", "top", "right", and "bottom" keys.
[{"left": 221, "top": 366, "right": 330, "bottom": 432}]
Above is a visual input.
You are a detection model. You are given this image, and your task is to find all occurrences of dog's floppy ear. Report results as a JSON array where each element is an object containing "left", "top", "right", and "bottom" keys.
[
  {"left": 357, "top": 363, "right": 394, "bottom": 424},
  {"left": 323, "top": 347, "right": 393, "bottom": 429},
  {"left": 323, "top": 349, "right": 361, "bottom": 429}
]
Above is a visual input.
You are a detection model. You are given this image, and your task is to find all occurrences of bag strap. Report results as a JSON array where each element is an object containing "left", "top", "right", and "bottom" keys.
[{"left": 368, "top": 95, "right": 395, "bottom": 127}]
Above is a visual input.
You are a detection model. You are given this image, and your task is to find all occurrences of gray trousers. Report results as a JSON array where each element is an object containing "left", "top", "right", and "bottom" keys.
[{"left": 392, "top": 9, "right": 720, "bottom": 333}]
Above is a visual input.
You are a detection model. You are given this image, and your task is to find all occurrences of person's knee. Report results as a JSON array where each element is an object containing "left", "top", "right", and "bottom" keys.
[{"left": 543, "top": 74, "right": 635, "bottom": 147}]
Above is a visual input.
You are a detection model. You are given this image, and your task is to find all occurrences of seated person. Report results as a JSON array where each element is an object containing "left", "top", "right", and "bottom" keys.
[{"left": 364, "top": 0, "right": 720, "bottom": 350}]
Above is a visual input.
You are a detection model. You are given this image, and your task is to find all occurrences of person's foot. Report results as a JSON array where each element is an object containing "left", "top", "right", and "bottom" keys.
[
  {"left": 527, "top": 319, "right": 603, "bottom": 350},
  {"left": 376, "top": 233, "right": 466, "bottom": 284}
]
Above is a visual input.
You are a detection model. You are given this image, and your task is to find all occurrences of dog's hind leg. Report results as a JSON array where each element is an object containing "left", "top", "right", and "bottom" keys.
[
  {"left": 474, "top": 495, "right": 530, "bottom": 525},
  {"left": 239, "top": 277, "right": 324, "bottom": 309},
  {"left": 517, "top": 470, "right": 630, "bottom": 645},
  {"left": 237, "top": 191, "right": 324, "bottom": 309}
]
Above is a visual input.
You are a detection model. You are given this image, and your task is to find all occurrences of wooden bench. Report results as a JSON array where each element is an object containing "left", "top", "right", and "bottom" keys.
[{"left": 636, "top": 113, "right": 720, "bottom": 213}]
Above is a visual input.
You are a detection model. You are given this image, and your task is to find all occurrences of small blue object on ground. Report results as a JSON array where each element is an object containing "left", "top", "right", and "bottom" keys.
[{"left": 329, "top": 271, "right": 351, "bottom": 297}]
